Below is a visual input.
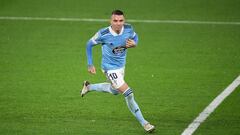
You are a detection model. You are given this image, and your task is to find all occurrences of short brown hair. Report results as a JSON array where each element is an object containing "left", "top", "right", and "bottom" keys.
[{"left": 112, "top": 10, "right": 124, "bottom": 16}]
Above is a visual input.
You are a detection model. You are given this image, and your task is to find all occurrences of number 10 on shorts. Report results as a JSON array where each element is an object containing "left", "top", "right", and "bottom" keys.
[{"left": 108, "top": 73, "right": 118, "bottom": 80}]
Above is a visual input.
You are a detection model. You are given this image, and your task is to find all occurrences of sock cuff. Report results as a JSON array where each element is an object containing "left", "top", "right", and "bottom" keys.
[{"left": 123, "top": 88, "right": 133, "bottom": 97}]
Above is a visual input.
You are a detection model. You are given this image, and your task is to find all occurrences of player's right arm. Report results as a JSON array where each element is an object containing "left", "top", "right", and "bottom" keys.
[
  {"left": 86, "top": 40, "right": 97, "bottom": 74},
  {"left": 86, "top": 31, "right": 101, "bottom": 74}
]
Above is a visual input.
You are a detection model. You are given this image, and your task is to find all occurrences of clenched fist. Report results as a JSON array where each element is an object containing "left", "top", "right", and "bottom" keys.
[{"left": 126, "top": 39, "right": 136, "bottom": 48}]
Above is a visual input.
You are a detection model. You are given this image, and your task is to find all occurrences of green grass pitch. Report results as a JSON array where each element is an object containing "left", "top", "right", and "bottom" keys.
[{"left": 0, "top": 0, "right": 240, "bottom": 134}]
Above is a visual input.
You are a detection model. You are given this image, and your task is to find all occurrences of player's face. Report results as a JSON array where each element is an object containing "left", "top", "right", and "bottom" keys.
[{"left": 110, "top": 15, "right": 125, "bottom": 33}]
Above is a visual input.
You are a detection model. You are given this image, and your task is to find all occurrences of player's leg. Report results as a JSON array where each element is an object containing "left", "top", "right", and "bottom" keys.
[
  {"left": 80, "top": 81, "right": 119, "bottom": 97},
  {"left": 80, "top": 69, "right": 120, "bottom": 97},
  {"left": 118, "top": 83, "right": 155, "bottom": 132},
  {"left": 107, "top": 68, "right": 155, "bottom": 132},
  {"left": 118, "top": 83, "right": 148, "bottom": 125}
]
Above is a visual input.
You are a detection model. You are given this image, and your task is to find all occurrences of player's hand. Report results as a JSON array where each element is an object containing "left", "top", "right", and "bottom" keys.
[
  {"left": 88, "top": 65, "right": 96, "bottom": 74},
  {"left": 126, "top": 39, "right": 136, "bottom": 48}
]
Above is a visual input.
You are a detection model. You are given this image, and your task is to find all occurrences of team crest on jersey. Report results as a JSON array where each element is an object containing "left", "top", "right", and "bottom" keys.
[{"left": 112, "top": 46, "right": 126, "bottom": 55}]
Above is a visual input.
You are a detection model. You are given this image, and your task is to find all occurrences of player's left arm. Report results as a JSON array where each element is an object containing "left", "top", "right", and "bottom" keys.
[{"left": 126, "top": 32, "right": 138, "bottom": 48}]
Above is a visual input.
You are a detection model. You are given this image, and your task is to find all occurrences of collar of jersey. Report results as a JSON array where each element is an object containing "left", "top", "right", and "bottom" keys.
[{"left": 109, "top": 26, "right": 124, "bottom": 36}]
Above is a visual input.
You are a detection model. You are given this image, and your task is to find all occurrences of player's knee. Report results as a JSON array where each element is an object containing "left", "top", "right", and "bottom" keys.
[
  {"left": 116, "top": 83, "right": 129, "bottom": 93},
  {"left": 110, "top": 87, "right": 119, "bottom": 95}
]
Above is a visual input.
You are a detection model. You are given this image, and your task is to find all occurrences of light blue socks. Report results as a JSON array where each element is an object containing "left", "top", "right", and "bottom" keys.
[
  {"left": 123, "top": 88, "right": 148, "bottom": 126},
  {"left": 88, "top": 83, "right": 119, "bottom": 95},
  {"left": 89, "top": 84, "right": 147, "bottom": 126}
]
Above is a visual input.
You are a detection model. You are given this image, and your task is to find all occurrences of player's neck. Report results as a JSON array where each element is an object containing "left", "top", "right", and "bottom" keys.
[
  {"left": 111, "top": 27, "right": 120, "bottom": 34},
  {"left": 115, "top": 30, "right": 120, "bottom": 34},
  {"left": 109, "top": 26, "right": 124, "bottom": 36}
]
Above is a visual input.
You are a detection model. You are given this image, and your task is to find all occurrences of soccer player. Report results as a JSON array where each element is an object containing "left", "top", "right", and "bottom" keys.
[{"left": 81, "top": 9, "right": 155, "bottom": 132}]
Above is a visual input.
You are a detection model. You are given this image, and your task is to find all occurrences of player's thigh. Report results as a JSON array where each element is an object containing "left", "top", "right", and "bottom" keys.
[{"left": 105, "top": 68, "right": 125, "bottom": 89}]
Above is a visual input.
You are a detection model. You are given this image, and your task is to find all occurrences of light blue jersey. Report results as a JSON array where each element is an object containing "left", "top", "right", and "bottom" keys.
[{"left": 86, "top": 24, "right": 138, "bottom": 71}]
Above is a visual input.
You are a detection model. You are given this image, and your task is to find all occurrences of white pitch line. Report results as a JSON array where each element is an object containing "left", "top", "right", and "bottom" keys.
[
  {"left": 181, "top": 75, "right": 240, "bottom": 135},
  {"left": 0, "top": 16, "right": 240, "bottom": 25}
]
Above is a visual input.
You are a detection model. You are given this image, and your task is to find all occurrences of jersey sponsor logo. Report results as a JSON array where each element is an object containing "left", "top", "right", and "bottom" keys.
[{"left": 112, "top": 46, "right": 126, "bottom": 55}]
